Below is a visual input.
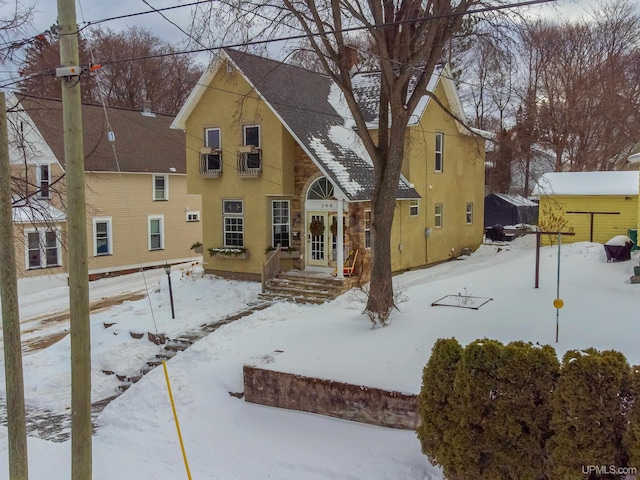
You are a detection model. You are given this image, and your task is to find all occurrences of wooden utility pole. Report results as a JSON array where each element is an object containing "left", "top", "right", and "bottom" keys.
[
  {"left": 57, "top": 0, "right": 92, "bottom": 478},
  {"left": 0, "top": 92, "right": 29, "bottom": 479}
]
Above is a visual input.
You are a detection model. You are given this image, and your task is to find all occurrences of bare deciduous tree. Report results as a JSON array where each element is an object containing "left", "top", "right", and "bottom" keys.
[
  {"left": 0, "top": 0, "right": 34, "bottom": 62},
  {"left": 460, "top": 0, "right": 640, "bottom": 196},
  {"left": 1, "top": 3, "right": 66, "bottom": 226},
  {"left": 18, "top": 26, "right": 203, "bottom": 115}
]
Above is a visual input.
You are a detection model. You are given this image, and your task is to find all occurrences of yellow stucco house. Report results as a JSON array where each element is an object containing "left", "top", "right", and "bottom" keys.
[
  {"left": 533, "top": 171, "right": 639, "bottom": 246},
  {"left": 171, "top": 49, "right": 486, "bottom": 283},
  {"left": 7, "top": 93, "right": 202, "bottom": 279}
]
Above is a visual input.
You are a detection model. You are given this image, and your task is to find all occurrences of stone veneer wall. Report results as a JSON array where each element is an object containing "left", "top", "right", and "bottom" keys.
[
  {"left": 243, "top": 364, "right": 419, "bottom": 430},
  {"left": 292, "top": 144, "right": 321, "bottom": 269},
  {"left": 291, "top": 143, "right": 371, "bottom": 280}
]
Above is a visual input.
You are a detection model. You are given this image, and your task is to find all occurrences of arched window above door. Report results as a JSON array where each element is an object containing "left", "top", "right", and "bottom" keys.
[{"left": 307, "top": 177, "right": 334, "bottom": 200}]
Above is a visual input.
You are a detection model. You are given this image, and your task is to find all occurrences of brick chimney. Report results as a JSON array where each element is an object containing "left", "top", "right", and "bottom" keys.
[
  {"left": 141, "top": 99, "right": 155, "bottom": 117},
  {"left": 340, "top": 44, "right": 358, "bottom": 78}
]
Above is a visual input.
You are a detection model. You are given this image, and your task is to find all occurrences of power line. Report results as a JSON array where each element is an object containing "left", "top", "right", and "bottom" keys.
[
  {"left": 76, "top": 0, "right": 218, "bottom": 33},
  {"left": 0, "top": 1, "right": 216, "bottom": 52},
  {"left": 95, "top": 0, "right": 559, "bottom": 67},
  {"left": 140, "top": 0, "right": 211, "bottom": 51},
  {"left": 0, "top": 28, "right": 59, "bottom": 54},
  {"left": 1, "top": 0, "right": 558, "bottom": 93}
]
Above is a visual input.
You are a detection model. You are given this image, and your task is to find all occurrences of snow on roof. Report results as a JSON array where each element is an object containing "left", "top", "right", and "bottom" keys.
[
  {"left": 309, "top": 135, "right": 365, "bottom": 197},
  {"left": 12, "top": 199, "right": 66, "bottom": 223},
  {"left": 324, "top": 83, "right": 417, "bottom": 197},
  {"left": 493, "top": 193, "right": 538, "bottom": 207},
  {"left": 532, "top": 171, "right": 639, "bottom": 196},
  {"left": 318, "top": 83, "right": 366, "bottom": 196},
  {"left": 350, "top": 67, "right": 443, "bottom": 128},
  {"left": 628, "top": 152, "right": 640, "bottom": 164},
  {"left": 327, "top": 82, "right": 356, "bottom": 130},
  {"left": 407, "top": 69, "right": 441, "bottom": 125},
  {"left": 222, "top": 49, "right": 419, "bottom": 201}
]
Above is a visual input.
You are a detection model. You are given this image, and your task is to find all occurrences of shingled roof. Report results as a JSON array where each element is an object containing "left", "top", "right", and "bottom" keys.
[
  {"left": 350, "top": 67, "right": 444, "bottom": 127},
  {"left": 17, "top": 95, "right": 185, "bottom": 174},
  {"left": 173, "top": 49, "right": 420, "bottom": 202}
]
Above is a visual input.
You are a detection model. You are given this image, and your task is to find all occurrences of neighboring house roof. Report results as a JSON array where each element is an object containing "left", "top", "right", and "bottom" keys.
[
  {"left": 12, "top": 198, "right": 67, "bottom": 224},
  {"left": 491, "top": 193, "right": 538, "bottom": 207},
  {"left": 14, "top": 95, "right": 185, "bottom": 174},
  {"left": 532, "top": 171, "right": 640, "bottom": 196},
  {"left": 173, "top": 49, "right": 435, "bottom": 201}
]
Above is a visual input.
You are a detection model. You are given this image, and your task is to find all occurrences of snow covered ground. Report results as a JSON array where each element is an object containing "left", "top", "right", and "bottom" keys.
[{"left": 1, "top": 238, "right": 639, "bottom": 479}]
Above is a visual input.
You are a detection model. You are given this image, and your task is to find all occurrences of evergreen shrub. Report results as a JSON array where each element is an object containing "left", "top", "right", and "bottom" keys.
[
  {"left": 625, "top": 365, "right": 640, "bottom": 468},
  {"left": 417, "top": 339, "right": 639, "bottom": 480},
  {"left": 490, "top": 341, "right": 558, "bottom": 479},
  {"left": 548, "top": 349, "right": 629, "bottom": 479},
  {"left": 416, "top": 338, "right": 463, "bottom": 469}
]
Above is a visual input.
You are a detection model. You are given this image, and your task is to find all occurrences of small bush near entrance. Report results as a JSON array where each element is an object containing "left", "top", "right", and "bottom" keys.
[{"left": 417, "top": 340, "right": 637, "bottom": 480}]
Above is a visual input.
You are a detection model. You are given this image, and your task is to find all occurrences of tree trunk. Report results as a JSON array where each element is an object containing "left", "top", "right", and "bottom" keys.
[
  {"left": 365, "top": 124, "right": 406, "bottom": 324},
  {"left": 523, "top": 149, "right": 532, "bottom": 197}
]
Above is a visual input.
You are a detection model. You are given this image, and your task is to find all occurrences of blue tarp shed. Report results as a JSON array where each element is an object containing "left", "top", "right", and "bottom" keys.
[{"left": 484, "top": 193, "right": 539, "bottom": 228}]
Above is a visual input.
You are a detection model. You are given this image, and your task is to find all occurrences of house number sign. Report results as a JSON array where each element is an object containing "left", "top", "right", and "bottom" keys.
[{"left": 305, "top": 199, "right": 347, "bottom": 212}]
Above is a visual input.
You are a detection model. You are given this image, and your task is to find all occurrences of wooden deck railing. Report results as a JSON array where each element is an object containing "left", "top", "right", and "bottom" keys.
[{"left": 261, "top": 245, "right": 281, "bottom": 293}]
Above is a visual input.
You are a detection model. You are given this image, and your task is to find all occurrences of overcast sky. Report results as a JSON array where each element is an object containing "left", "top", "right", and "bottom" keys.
[
  {"left": 24, "top": 0, "right": 624, "bottom": 55},
  {"left": 30, "top": 0, "right": 200, "bottom": 47},
  {"left": 0, "top": 0, "right": 634, "bottom": 84}
]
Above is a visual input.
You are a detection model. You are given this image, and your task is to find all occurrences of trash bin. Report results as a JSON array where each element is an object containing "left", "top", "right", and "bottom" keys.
[
  {"left": 628, "top": 229, "right": 638, "bottom": 252},
  {"left": 604, "top": 235, "right": 633, "bottom": 262}
]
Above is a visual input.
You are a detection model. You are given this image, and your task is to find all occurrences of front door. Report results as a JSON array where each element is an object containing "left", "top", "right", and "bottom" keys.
[{"left": 307, "top": 212, "right": 328, "bottom": 266}]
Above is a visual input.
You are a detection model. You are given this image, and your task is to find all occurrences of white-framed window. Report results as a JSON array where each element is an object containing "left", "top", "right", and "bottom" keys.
[
  {"left": 203, "top": 128, "right": 222, "bottom": 173},
  {"left": 435, "top": 132, "right": 444, "bottom": 172},
  {"left": 25, "top": 228, "right": 60, "bottom": 269},
  {"left": 271, "top": 200, "right": 290, "bottom": 248},
  {"left": 153, "top": 174, "right": 168, "bottom": 201},
  {"left": 466, "top": 202, "right": 474, "bottom": 225},
  {"left": 434, "top": 203, "right": 443, "bottom": 228},
  {"left": 409, "top": 199, "right": 419, "bottom": 217},
  {"left": 223, "top": 200, "right": 244, "bottom": 247},
  {"left": 206, "top": 127, "right": 221, "bottom": 149},
  {"left": 238, "top": 125, "right": 261, "bottom": 175},
  {"left": 148, "top": 215, "right": 164, "bottom": 250},
  {"left": 307, "top": 177, "right": 334, "bottom": 200},
  {"left": 93, "top": 217, "right": 112, "bottom": 256},
  {"left": 364, "top": 209, "right": 371, "bottom": 248},
  {"left": 186, "top": 211, "right": 201, "bottom": 222},
  {"left": 243, "top": 125, "right": 260, "bottom": 148},
  {"left": 37, "top": 164, "right": 50, "bottom": 199}
]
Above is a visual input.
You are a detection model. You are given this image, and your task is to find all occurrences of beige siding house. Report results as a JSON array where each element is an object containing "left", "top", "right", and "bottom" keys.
[
  {"left": 171, "top": 49, "right": 486, "bottom": 282},
  {"left": 8, "top": 94, "right": 201, "bottom": 279}
]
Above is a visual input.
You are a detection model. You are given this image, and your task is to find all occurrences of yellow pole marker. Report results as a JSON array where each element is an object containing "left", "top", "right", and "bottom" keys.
[
  {"left": 162, "top": 360, "right": 193, "bottom": 480},
  {"left": 555, "top": 234, "right": 562, "bottom": 343}
]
